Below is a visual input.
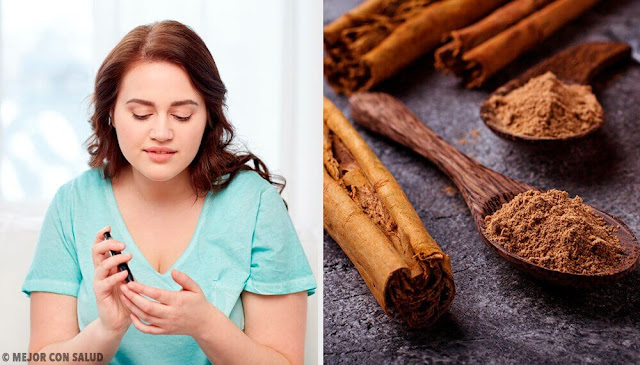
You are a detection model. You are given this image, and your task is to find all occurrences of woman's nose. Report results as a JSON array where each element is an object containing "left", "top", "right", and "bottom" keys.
[{"left": 149, "top": 115, "right": 173, "bottom": 140}]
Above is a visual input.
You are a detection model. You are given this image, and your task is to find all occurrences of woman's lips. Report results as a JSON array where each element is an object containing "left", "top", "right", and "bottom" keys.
[{"left": 145, "top": 150, "right": 176, "bottom": 162}]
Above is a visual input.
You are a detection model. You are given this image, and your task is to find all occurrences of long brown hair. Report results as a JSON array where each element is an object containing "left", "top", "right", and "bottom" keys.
[{"left": 84, "top": 20, "right": 284, "bottom": 199}]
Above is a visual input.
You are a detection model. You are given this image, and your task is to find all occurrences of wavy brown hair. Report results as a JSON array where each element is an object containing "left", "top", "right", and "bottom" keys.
[{"left": 84, "top": 20, "right": 284, "bottom": 199}]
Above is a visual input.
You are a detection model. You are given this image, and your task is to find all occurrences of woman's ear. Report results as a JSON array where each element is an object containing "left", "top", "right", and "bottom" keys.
[{"left": 109, "top": 109, "right": 115, "bottom": 128}]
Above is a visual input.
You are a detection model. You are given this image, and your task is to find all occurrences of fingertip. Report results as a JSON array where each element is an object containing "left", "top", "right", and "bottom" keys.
[{"left": 116, "top": 270, "right": 128, "bottom": 281}]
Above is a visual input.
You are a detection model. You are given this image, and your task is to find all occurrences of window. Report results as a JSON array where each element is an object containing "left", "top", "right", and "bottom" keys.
[
  {"left": 0, "top": 0, "right": 292, "bottom": 203},
  {"left": 1, "top": 0, "right": 93, "bottom": 201}
]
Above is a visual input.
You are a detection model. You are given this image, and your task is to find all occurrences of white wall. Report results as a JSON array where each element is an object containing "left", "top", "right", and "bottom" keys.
[{"left": 0, "top": 0, "right": 321, "bottom": 363}]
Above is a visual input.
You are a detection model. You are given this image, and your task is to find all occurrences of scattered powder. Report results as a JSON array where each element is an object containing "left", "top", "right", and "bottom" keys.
[
  {"left": 486, "top": 72, "right": 604, "bottom": 138},
  {"left": 484, "top": 189, "right": 624, "bottom": 275},
  {"left": 458, "top": 130, "right": 480, "bottom": 145},
  {"left": 442, "top": 186, "right": 457, "bottom": 196}
]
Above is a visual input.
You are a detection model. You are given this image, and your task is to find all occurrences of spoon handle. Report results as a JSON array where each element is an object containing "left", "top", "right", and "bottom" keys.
[
  {"left": 495, "top": 42, "right": 631, "bottom": 97},
  {"left": 349, "top": 92, "right": 532, "bottom": 221}
]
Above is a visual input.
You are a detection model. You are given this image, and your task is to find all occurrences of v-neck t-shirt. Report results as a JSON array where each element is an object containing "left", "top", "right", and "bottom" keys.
[{"left": 21, "top": 167, "right": 316, "bottom": 365}]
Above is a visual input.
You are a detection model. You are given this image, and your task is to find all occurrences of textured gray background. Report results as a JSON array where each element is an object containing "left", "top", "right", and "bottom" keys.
[{"left": 323, "top": 1, "right": 640, "bottom": 363}]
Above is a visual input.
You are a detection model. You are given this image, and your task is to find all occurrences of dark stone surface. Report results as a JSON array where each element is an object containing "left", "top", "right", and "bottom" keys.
[{"left": 323, "top": 1, "right": 640, "bottom": 363}]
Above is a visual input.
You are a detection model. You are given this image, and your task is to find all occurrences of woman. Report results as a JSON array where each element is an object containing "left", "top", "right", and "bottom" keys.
[{"left": 21, "top": 20, "right": 315, "bottom": 364}]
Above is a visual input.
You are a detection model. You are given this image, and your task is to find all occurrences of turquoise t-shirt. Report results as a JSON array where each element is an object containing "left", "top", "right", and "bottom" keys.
[{"left": 22, "top": 167, "right": 316, "bottom": 364}]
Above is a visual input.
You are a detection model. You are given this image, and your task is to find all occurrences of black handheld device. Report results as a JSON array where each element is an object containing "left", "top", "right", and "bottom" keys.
[{"left": 104, "top": 231, "right": 135, "bottom": 282}]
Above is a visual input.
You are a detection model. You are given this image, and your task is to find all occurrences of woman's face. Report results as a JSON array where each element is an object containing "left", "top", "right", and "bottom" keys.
[{"left": 112, "top": 61, "right": 207, "bottom": 183}]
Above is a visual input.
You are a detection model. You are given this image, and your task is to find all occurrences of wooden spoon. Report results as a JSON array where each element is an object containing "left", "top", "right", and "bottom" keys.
[
  {"left": 349, "top": 92, "right": 639, "bottom": 287},
  {"left": 480, "top": 42, "right": 631, "bottom": 142}
]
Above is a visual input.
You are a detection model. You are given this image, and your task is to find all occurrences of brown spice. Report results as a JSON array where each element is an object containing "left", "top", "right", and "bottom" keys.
[
  {"left": 458, "top": 130, "right": 481, "bottom": 146},
  {"left": 442, "top": 186, "right": 457, "bottom": 196},
  {"left": 484, "top": 189, "right": 624, "bottom": 274},
  {"left": 486, "top": 72, "right": 604, "bottom": 138},
  {"left": 330, "top": 132, "right": 398, "bottom": 236}
]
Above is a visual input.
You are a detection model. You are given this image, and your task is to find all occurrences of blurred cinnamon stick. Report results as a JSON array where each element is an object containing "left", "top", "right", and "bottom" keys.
[
  {"left": 435, "top": 0, "right": 554, "bottom": 75},
  {"left": 323, "top": 97, "right": 455, "bottom": 328},
  {"left": 435, "top": 0, "right": 602, "bottom": 88},
  {"left": 324, "top": 0, "right": 508, "bottom": 94}
]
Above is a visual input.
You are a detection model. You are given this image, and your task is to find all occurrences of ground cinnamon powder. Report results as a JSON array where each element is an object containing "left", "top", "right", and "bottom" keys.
[
  {"left": 486, "top": 72, "right": 604, "bottom": 138},
  {"left": 327, "top": 129, "right": 397, "bottom": 236},
  {"left": 484, "top": 189, "right": 624, "bottom": 274}
]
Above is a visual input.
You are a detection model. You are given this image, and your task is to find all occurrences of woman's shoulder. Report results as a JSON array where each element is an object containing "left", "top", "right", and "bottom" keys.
[
  {"left": 53, "top": 167, "right": 106, "bottom": 200},
  {"left": 224, "top": 170, "right": 273, "bottom": 192},
  {"left": 215, "top": 170, "right": 274, "bottom": 202}
]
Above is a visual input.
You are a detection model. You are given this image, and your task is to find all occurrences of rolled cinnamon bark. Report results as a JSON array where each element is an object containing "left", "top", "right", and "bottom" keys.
[
  {"left": 435, "top": 0, "right": 554, "bottom": 75},
  {"left": 324, "top": 0, "right": 508, "bottom": 94},
  {"left": 437, "top": 0, "right": 602, "bottom": 88},
  {"left": 323, "top": 97, "right": 455, "bottom": 328}
]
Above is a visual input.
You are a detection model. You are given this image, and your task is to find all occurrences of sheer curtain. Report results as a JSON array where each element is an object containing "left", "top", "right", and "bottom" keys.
[{"left": 0, "top": 1, "right": 321, "bottom": 362}]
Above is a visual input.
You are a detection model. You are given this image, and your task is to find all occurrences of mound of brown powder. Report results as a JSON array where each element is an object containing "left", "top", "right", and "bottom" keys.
[
  {"left": 484, "top": 189, "right": 624, "bottom": 275},
  {"left": 486, "top": 72, "right": 604, "bottom": 138}
]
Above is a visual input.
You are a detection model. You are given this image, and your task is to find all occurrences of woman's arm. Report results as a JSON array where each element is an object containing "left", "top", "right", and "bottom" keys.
[
  {"left": 192, "top": 291, "right": 308, "bottom": 365},
  {"left": 29, "top": 227, "right": 134, "bottom": 363},
  {"left": 28, "top": 292, "right": 126, "bottom": 364}
]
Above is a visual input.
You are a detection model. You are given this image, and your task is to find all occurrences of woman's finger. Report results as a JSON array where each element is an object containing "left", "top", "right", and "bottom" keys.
[
  {"left": 119, "top": 290, "right": 162, "bottom": 325},
  {"left": 104, "top": 269, "right": 130, "bottom": 288},
  {"left": 93, "top": 226, "right": 111, "bottom": 244},
  {"left": 171, "top": 269, "right": 201, "bottom": 293},
  {"left": 95, "top": 252, "right": 132, "bottom": 280},
  {"left": 126, "top": 281, "right": 173, "bottom": 305},
  {"left": 130, "top": 313, "right": 165, "bottom": 335},
  {"left": 121, "top": 284, "right": 167, "bottom": 318},
  {"left": 94, "top": 268, "right": 130, "bottom": 295},
  {"left": 92, "top": 238, "right": 126, "bottom": 268},
  {"left": 92, "top": 226, "right": 112, "bottom": 267}
]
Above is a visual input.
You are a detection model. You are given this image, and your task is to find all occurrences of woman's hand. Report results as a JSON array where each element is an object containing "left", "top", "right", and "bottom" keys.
[
  {"left": 119, "top": 269, "right": 215, "bottom": 337},
  {"left": 92, "top": 226, "right": 133, "bottom": 335},
  {"left": 120, "top": 269, "right": 307, "bottom": 364}
]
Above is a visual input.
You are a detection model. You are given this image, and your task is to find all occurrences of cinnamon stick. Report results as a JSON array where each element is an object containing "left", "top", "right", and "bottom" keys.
[
  {"left": 323, "top": 97, "right": 455, "bottom": 328},
  {"left": 436, "top": 0, "right": 602, "bottom": 88},
  {"left": 323, "top": 0, "right": 508, "bottom": 94},
  {"left": 435, "top": 0, "right": 554, "bottom": 75}
]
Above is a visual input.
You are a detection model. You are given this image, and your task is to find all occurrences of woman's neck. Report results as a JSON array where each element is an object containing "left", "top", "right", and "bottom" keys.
[{"left": 114, "top": 165, "right": 199, "bottom": 209}]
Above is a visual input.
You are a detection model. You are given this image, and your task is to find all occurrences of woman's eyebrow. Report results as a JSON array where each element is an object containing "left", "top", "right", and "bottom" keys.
[
  {"left": 125, "top": 98, "right": 199, "bottom": 107},
  {"left": 170, "top": 99, "right": 199, "bottom": 107}
]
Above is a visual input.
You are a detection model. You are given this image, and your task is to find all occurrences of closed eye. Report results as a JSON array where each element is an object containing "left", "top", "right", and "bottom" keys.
[
  {"left": 173, "top": 115, "right": 192, "bottom": 122},
  {"left": 132, "top": 113, "right": 152, "bottom": 120}
]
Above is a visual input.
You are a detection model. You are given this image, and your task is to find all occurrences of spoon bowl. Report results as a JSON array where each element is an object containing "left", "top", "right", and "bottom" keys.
[
  {"left": 350, "top": 92, "right": 640, "bottom": 287},
  {"left": 478, "top": 191, "right": 640, "bottom": 287},
  {"left": 480, "top": 42, "right": 631, "bottom": 143}
]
